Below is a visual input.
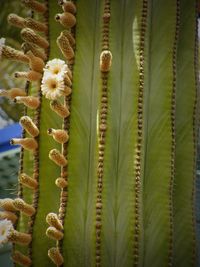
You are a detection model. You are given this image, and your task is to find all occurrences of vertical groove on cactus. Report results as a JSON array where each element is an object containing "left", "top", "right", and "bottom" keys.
[
  {"left": 132, "top": 0, "right": 148, "bottom": 266},
  {"left": 95, "top": 1, "right": 111, "bottom": 267},
  {"left": 173, "top": 1, "right": 198, "bottom": 266},
  {"left": 143, "top": 1, "right": 177, "bottom": 266},
  {"left": 168, "top": 0, "right": 180, "bottom": 265}
]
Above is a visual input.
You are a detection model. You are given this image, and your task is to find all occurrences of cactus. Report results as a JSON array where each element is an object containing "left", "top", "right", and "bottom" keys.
[{"left": 0, "top": 0, "right": 199, "bottom": 267}]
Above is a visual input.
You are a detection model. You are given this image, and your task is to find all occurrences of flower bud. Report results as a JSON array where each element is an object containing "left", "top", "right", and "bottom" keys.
[
  {"left": 10, "top": 138, "right": 38, "bottom": 151},
  {"left": 20, "top": 116, "right": 39, "bottom": 137},
  {"left": 26, "top": 50, "right": 45, "bottom": 73},
  {"left": 2, "top": 45, "right": 29, "bottom": 63},
  {"left": 47, "top": 128, "right": 69, "bottom": 144},
  {"left": 55, "top": 12, "right": 76, "bottom": 28},
  {"left": 55, "top": 177, "right": 68, "bottom": 188},
  {"left": 57, "top": 31, "right": 74, "bottom": 60},
  {"left": 0, "top": 198, "right": 17, "bottom": 211},
  {"left": 19, "top": 173, "right": 38, "bottom": 189},
  {"left": 58, "top": 0, "right": 76, "bottom": 14},
  {"left": 21, "top": 42, "right": 47, "bottom": 61},
  {"left": 7, "top": 13, "right": 25, "bottom": 28},
  {"left": 13, "top": 198, "right": 35, "bottom": 216},
  {"left": 8, "top": 230, "right": 32, "bottom": 245},
  {"left": 12, "top": 251, "right": 32, "bottom": 266},
  {"left": 46, "top": 226, "right": 64, "bottom": 241},
  {"left": 50, "top": 100, "right": 70, "bottom": 118},
  {"left": 14, "top": 70, "right": 42, "bottom": 82},
  {"left": 49, "top": 149, "right": 67, "bottom": 167},
  {"left": 21, "top": 0, "right": 47, "bottom": 14},
  {"left": 0, "top": 88, "right": 26, "bottom": 99},
  {"left": 21, "top": 28, "right": 49, "bottom": 49},
  {"left": 14, "top": 96, "right": 40, "bottom": 109},
  {"left": 46, "top": 213, "right": 63, "bottom": 230},
  {"left": 48, "top": 247, "right": 64, "bottom": 266},
  {"left": 100, "top": 50, "right": 112, "bottom": 72},
  {"left": 24, "top": 18, "right": 48, "bottom": 33}
]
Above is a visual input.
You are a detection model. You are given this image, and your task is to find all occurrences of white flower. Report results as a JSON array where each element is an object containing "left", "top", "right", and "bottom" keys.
[
  {"left": 0, "top": 38, "right": 5, "bottom": 60},
  {"left": 41, "top": 75, "right": 65, "bottom": 100},
  {"left": 44, "top": 59, "right": 68, "bottom": 78},
  {"left": 0, "top": 219, "right": 13, "bottom": 245}
]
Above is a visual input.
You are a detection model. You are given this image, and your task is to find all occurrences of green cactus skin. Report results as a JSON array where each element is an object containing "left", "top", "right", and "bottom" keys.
[{"left": 0, "top": 0, "right": 199, "bottom": 267}]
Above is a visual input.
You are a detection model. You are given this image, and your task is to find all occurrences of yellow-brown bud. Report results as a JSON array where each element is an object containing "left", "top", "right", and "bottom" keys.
[
  {"left": 20, "top": 116, "right": 39, "bottom": 137},
  {"left": 46, "top": 226, "right": 64, "bottom": 241},
  {"left": 24, "top": 18, "right": 48, "bottom": 33},
  {"left": 2, "top": 46, "right": 29, "bottom": 63},
  {"left": 21, "top": 42, "right": 47, "bottom": 61},
  {"left": 47, "top": 128, "right": 69, "bottom": 144},
  {"left": 10, "top": 138, "right": 38, "bottom": 151},
  {"left": 62, "top": 86, "right": 72, "bottom": 96},
  {"left": 8, "top": 230, "right": 32, "bottom": 245},
  {"left": 50, "top": 100, "right": 70, "bottom": 118},
  {"left": 57, "top": 31, "right": 74, "bottom": 61},
  {"left": 12, "top": 251, "right": 32, "bottom": 266},
  {"left": 46, "top": 213, "right": 63, "bottom": 230},
  {"left": 14, "top": 96, "right": 40, "bottom": 109},
  {"left": 48, "top": 247, "right": 64, "bottom": 266},
  {"left": 0, "top": 211, "right": 18, "bottom": 224},
  {"left": 0, "top": 198, "right": 17, "bottom": 211},
  {"left": 26, "top": 50, "right": 45, "bottom": 73},
  {"left": 0, "top": 88, "right": 26, "bottom": 99},
  {"left": 21, "top": 28, "right": 49, "bottom": 49},
  {"left": 20, "top": 173, "right": 38, "bottom": 189},
  {"left": 58, "top": 0, "right": 76, "bottom": 14},
  {"left": 55, "top": 177, "right": 68, "bottom": 189},
  {"left": 7, "top": 13, "right": 25, "bottom": 28},
  {"left": 21, "top": 0, "right": 47, "bottom": 14},
  {"left": 49, "top": 149, "right": 67, "bottom": 167},
  {"left": 100, "top": 50, "right": 112, "bottom": 72},
  {"left": 55, "top": 12, "right": 76, "bottom": 28},
  {"left": 13, "top": 198, "right": 35, "bottom": 216},
  {"left": 63, "top": 30, "right": 75, "bottom": 47},
  {"left": 14, "top": 70, "right": 42, "bottom": 82}
]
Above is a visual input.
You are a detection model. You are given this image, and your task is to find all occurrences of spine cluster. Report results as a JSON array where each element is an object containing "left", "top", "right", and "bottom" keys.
[{"left": 95, "top": 1, "right": 112, "bottom": 267}]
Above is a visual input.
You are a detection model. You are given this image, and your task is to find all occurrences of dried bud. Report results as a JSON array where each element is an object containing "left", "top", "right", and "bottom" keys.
[
  {"left": 2, "top": 46, "right": 29, "bottom": 63},
  {"left": 13, "top": 198, "right": 35, "bottom": 216},
  {"left": 48, "top": 247, "right": 64, "bottom": 266},
  {"left": 26, "top": 50, "right": 45, "bottom": 73},
  {"left": 62, "top": 86, "right": 72, "bottom": 96},
  {"left": 14, "top": 70, "right": 42, "bottom": 81},
  {"left": 20, "top": 116, "right": 39, "bottom": 137},
  {"left": 46, "top": 213, "right": 63, "bottom": 230},
  {"left": 0, "top": 211, "right": 18, "bottom": 224},
  {"left": 58, "top": 0, "right": 76, "bottom": 14},
  {"left": 55, "top": 177, "right": 68, "bottom": 188},
  {"left": 14, "top": 96, "right": 40, "bottom": 109},
  {"left": 7, "top": 13, "right": 25, "bottom": 28},
  {"left": 10, "top": 138, "right": 38, "bottom": 151},
  {"left": 0, "top": 88, "right": 26, "bottom": 99},
  {"left": 50, "top": 100, "right": 70, "bottom": 118},
  {"left": 57, "top": 31, "right": 74, "bottom": 60},
  {"left": 24, "top": 18, "right": 48, "bottom": 33},
  {"left": 12, "top": 251, "right": 32, "bottom": 266},
  {"left": 46, "top": 226, "right": 64, "bottom": 241},
  {"left": 49, "top": 149, "right": 67, "bottom": 167},
  {"left": 8, "top": 230, "right": 32, "bottom": 245},
  {"left": 0, "top": 198, "right": 17, "bottom": 211},
  {"left": 21, "top": 28, "right": 49, "bottom": 49},
  {"left": 47, "top": 128, "right": 69, "bottom": 144},
  {"left": 100, "top": 50, "right": 112, "bottom": 72},
  {"left": 21, "top": 42, "right": 47, "bottom": 61},
  {"left": 55, "top": 12, "right": 76, "bottom": 28},
  {"left": 20, "top": 173, "right": 38, "bottom": 189},
  {"left": 63, "top": 30, "right": 75, "bottom": 46},
  {"left": 21, "top": 0, "right": 47, "bottom": 14}
]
